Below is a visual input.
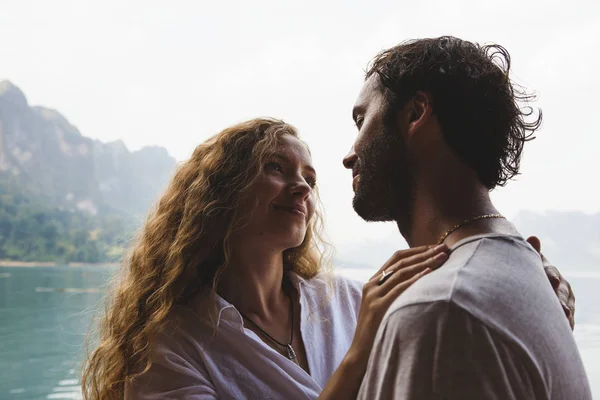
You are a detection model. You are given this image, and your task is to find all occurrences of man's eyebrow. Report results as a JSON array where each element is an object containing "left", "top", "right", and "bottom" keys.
[{"left": 269, "top": 153, "right": 317, "bottom": 176}]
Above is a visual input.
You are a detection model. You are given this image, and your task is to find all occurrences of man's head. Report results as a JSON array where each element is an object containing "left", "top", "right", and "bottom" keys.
[{"left": 343, "top": 36, "right": 542, "bottom": 223}]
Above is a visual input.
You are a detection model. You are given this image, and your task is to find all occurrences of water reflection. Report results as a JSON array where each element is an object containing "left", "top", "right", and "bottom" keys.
[{"left": 0, "top": 266, "right": 112, "bottom": 399}]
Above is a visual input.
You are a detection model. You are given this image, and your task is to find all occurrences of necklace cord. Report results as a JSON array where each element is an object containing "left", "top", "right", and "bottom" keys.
[
  {"left": 239, "top": 284, "right": 295, "bottom": 360},
  {"left": 437, "top": 214, "right": 505, "bottom": 245}
]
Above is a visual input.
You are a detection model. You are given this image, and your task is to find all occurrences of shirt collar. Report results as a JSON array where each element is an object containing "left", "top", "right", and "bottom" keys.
[
  {"left": 449, "top": 233, "right": 525, "bottom": 253},
  {"left": 211, "top": 271, "right": 315, "bottom": 328}
]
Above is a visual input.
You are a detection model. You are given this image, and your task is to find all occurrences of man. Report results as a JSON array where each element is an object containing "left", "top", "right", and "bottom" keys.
[{"left": 343, "top": 36, "right": 591, "bottom": 399}]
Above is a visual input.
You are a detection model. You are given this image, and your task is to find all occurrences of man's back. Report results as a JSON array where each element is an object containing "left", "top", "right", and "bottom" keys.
[{"left": 358, "top": 234, "right": 591, "bottom": 399}]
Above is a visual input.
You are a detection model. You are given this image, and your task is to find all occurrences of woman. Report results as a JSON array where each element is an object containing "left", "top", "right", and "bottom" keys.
[{"left": 82, "top": 118, "right": 574, "bottom": 399}]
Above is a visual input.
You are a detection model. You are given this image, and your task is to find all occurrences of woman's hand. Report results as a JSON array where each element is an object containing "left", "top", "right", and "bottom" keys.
[
  {"left": 526, "top": 236, "right": 576, "bottom": 330},
  {"left": 348, "top": 244, "right": 449, "bottom": 366},
  {"left": 318, "top": 244, "right": 449, "bottom": 400}
]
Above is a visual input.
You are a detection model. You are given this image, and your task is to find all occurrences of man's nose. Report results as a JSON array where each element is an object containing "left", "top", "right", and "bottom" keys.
[{"left": 343, "top": 146, "right": 357, "bottom": 169}]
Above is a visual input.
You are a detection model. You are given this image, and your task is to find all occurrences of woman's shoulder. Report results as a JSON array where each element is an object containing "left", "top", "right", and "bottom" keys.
[
  {"left": 295, "top": 270, "right": 364, "bottom": 301},
  {"left": 328, "top": 271, "right": 364, "bottom": 295},
  {"left": 149, "top": 298, "right": 221, "bottom": 354}
]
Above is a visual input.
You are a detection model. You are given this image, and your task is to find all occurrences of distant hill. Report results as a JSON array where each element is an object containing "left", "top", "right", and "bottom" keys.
[
  {"left": 0, "top": 80, "right": 177, "bottom": 263},
  {"left": 336, "top": 210, "right": 600, "bottom": 272},
  {"left": 0, "top": 80, "right": 176, "bottom": 216},
  {"left": 513, "top": 210, "right": 600, "bottom": 272}
]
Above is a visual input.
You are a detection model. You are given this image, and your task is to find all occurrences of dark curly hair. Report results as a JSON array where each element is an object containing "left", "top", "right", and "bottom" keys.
[{"left": 366, "top": 36, "right": 542, "bottom": 189}]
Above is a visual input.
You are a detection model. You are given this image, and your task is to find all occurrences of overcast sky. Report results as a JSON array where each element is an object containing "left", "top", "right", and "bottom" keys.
[{"left": 1, "top": 0, "right": 598, "bottom": 251}]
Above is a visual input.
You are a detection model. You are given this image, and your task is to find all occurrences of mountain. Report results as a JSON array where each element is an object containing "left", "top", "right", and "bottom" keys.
[
  {"left": 513, "top": 210, "right": 600, "bottom": 272},
  {"left": 0, "top": 80, "right": 176, "bottom": 217},
  {"left": 0, "top": 80, "right": 177, "bottom": 263}
]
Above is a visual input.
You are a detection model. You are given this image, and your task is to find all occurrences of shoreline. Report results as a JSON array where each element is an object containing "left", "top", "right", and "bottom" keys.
[{"left": 0, "top": 260, "right": 120, "bottom": 268}]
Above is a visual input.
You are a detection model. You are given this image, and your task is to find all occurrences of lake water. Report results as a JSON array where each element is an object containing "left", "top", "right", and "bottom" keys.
[{"left": 0, "top": 265, "right": 598, "bottom": 399}]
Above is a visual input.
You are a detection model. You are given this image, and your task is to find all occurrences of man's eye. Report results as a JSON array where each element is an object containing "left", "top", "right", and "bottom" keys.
[
  {"left": 305, "top": 177, "right": 317, "bottom": 188},
  {"left": 355, "top": 117, "right": 364, "bottom": 129},
  {"left": 265, "top": 162, "right": 283, "bottom": 172}
]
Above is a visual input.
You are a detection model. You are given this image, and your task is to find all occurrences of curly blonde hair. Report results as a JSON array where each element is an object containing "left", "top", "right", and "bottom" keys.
[{"left": 81, "top": 118, "right": 330, "bottom": 399}]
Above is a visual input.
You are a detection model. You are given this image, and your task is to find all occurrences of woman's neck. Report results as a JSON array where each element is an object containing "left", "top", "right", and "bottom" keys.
[{"left": 217, "top": 248, "right": 288, "bottom": 319}]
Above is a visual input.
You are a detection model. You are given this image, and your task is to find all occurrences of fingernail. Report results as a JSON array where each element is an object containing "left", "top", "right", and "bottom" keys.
[
  {"left": 420, "top": 268, "right": 432, "bottom": 276},
  {"left": 563, "top": 306, "right": 571, "bottom": 318},
  {"left": 433, "top": 244, "right": 448, "bottom": 253},
  {"left": 434, "top": 252, "right": 448, "bottom": 261}
]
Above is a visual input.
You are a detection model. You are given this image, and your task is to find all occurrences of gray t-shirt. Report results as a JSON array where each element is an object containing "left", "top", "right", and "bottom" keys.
[{"left": 358, "top": 234, "right": 591, "bottom": 400}]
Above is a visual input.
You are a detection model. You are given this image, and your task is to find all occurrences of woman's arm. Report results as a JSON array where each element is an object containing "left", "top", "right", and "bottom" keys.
[
  {"left": 126, "top": 347, "right": 219, "bottom": 400},
  {"left": 318, "top": 245, "right": 449, "bottom": 399}
]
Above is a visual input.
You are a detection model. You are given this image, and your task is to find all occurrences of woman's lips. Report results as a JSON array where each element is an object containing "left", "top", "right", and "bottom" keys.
[{"left": 273, "top": 205, "right": 306, "bottom": 218}]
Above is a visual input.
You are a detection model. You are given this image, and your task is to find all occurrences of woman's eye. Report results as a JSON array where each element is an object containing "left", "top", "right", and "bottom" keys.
[
  {"left": 265, "top": 162, "right": 283, "bottom": 172},
  {"left": 305, "top": 177, "right": 317, "bottom": 188}
]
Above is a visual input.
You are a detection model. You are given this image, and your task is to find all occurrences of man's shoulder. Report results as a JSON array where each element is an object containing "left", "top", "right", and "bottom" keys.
[
  {"left": 446, "top": 233, "right": 540, "bottom": 275},
  {"left": 450, "top": 233, "right": 539, "bottom": 267},
  {"left": 366, "top": 237, "right": 591, "bottom": 400},
  {"left": 384, "top": 234, "right": 549, "bottom": 329},
  {"left": 381, "top": 233, "right": 574, "bottom": 357}
]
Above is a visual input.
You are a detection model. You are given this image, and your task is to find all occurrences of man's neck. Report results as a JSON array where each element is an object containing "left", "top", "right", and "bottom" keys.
[{"left": 400, "top": 178, "right": 515, "bottom": 248}]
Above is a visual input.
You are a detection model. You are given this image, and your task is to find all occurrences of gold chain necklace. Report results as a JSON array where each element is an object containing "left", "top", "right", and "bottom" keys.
[{"left": 437, "top": 214, "right": 505, "bottom": 245}]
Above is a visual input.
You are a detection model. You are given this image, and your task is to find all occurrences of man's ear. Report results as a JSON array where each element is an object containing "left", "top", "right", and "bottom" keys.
[{"left": 402, "top": 91, "right": 432, "bottom": 139}]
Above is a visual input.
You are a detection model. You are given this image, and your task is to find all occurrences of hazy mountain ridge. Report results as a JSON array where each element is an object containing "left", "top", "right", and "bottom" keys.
[
  {"left": 513, "top": 210, "right": 600, "bottom": 272},
  {"left": 0, "top": 80, "right": 177, "bottom": 262},
  {"left": 336, "top": 210, "right": 600, "bottom": 272},
  {"left": 0, "top": 80, "right": 176, "bottom": 217}
]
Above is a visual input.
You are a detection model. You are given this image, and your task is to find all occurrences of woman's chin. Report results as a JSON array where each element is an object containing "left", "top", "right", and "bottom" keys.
[
  {"left": 276, "top": 235, "right": 307, "bottom": 253},
  {"left": 282, "top": 239, "right": 305, "bottom": 251}
]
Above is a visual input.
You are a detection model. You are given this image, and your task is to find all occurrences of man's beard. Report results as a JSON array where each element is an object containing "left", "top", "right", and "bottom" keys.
[{"left": 352, "top": 125, "right": 415, "bottom": 224}]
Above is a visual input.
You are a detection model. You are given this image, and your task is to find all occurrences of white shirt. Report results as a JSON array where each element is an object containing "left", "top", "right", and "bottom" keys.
[{"left": 127, "top": 272, "right": 363, "bottom": 400}]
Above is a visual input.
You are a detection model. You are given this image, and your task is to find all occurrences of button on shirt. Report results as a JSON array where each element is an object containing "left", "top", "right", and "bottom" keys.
[{"left": 127, "top": 272, "right": 363, "bottom": 400}]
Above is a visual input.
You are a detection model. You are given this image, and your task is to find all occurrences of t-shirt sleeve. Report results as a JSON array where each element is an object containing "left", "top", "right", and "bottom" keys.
[
  {"left": 358, "top": 301, "right": 540, "bottom": 400},
  {"left": 126, "top": 341, "right": 219, "bottom": 400}
]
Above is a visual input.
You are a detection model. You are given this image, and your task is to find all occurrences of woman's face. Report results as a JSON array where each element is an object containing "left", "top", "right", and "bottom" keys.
[{"left": 235, "top": 134, "right": 317, "bottom": 251}]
